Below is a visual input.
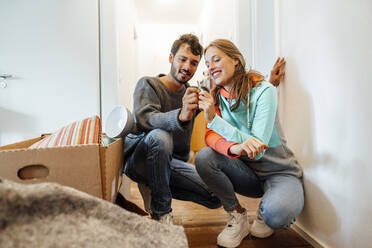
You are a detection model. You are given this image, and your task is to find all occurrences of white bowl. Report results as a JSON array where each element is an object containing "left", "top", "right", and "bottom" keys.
[{"left": 105, "top": 106, "right": 134, "bottom": 138}]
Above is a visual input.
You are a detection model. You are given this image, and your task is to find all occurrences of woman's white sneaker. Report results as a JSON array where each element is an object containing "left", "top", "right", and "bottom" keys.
[
  {"left": 250, "top": 213, "right": 274, "bottom": 238},
  {"left": 217, "top": 209, "right": 250, "bottom": 248}
]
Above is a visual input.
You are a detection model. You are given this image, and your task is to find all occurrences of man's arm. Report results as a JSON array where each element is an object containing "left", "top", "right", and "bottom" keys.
[
  {"left": 269, "top": 57, "right": 286, "bottom": 87},
  {"left": 133, "top": 78, "right": 187, "bottom": 132}
]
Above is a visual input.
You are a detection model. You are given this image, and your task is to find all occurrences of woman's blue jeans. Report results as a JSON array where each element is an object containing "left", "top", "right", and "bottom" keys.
[
  {"left": 124, "top": 129, "right": 221, "bottom": 219},
  {"left": 195, "top": 147, "right": 304, "bottom": 229}
]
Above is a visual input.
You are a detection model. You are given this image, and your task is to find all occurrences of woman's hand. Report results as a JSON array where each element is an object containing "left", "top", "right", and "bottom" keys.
[
  {"left": 198, "top": 90, "right": 216, "bottom": 123},
  {"left": 229, "top": 137, "right": 268, "bottom": 159},
  {"left": 269, "top": 57, "right": 286, "bottom": 87}
]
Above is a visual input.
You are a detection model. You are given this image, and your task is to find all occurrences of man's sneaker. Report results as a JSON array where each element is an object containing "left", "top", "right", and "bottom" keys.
[
  {"left": 250, "top": 212, "right": 274, "bottom": 238},
  {"left": 217, "top": 209, "right": 250, "bottom": 248},
  {"left": 158, "top": 212, "right": 174, "bottom": 225},
  {"left": 137, "top": 183, "right": 151, "bottom": 214}
]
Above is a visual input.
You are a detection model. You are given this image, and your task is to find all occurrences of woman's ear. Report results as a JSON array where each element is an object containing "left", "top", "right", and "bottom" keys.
[{"left": 234, "top": 58, "right": 239, "bottom": 66}]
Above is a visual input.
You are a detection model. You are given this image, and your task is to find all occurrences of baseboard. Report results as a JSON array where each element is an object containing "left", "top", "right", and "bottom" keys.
[{"left": 291, "top": 223, "right": 325, "bottom": 248}]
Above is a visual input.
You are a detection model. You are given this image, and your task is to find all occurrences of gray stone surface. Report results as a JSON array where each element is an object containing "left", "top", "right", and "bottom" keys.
[{"left": 0, "top": 178, "right": 188, "bottom": 248}]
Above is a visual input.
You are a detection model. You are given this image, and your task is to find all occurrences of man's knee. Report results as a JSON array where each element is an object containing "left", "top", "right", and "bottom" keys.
[{"left": 144, "top": 129, "right": 173, "bottom": 153}]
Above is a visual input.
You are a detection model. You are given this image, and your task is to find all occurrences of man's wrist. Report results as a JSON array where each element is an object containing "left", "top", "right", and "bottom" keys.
[
  {"left": 178, "top": 109, "right": 191, "bottom": 124},
  {"left": 178, "top": 109, "right": 186, "bottom": 122}
]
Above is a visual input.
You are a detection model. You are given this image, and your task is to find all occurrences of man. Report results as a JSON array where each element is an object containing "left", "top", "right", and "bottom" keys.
[{"left": 123, "top": 34, "right": 285, "bottom": 224}]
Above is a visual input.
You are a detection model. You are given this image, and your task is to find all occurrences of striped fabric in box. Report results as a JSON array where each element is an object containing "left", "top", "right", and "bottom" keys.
[{"left": 29, "top": 115, "right": 101, "bottom": 148}]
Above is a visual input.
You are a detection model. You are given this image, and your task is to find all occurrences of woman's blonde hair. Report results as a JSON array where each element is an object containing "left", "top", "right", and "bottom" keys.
[{"left": 205, "top": 39, "right": 264, "bottom": 111}]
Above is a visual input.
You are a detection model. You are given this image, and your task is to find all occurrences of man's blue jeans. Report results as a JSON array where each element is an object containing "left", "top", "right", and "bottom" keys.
[
  {"left": 195, "top": 147, "right": 304, "bottom": 229},
  {"left": 124, "top": 129, "right": 221, "bottom": 219}
]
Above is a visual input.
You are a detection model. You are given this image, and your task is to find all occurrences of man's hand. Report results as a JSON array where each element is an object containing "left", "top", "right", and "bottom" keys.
[
  {"left": 198, "top": 90, "right": 216, "bottom": 123},
  {"left": 179, "top": 87, "right": 199, "bottom": 122},
  {"left": 229, "top": 138, "right": 268, "bottom": 159},
  {"left": 269, "top": 57, "right": 286, "bottom": 87}
]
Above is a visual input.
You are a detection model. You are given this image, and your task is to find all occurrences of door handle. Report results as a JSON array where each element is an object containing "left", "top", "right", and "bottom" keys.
[
  {"left": 0, "top": 74, "right": 13, "bottom": 89},
  {"left": 0, "top": 74, "right": 13, "bottom": 79}
]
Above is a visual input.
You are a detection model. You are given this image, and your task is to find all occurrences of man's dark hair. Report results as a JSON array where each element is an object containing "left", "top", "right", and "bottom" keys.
[{"left": 170, "top": 34, "right": 203, "bottom": 58}]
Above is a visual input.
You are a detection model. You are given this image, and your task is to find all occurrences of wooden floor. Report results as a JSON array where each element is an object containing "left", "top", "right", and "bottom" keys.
[{"left": 129, "top": 182, "right": 313, "bottom": 248}]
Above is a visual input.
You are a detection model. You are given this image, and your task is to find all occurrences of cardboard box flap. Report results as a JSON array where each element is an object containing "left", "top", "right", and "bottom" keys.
[
  {"left": 99, "top": 139, "right": 123, "bottom": 201},
  {"left": 0, "top": 137, "right": 42, "bottom": 151}
]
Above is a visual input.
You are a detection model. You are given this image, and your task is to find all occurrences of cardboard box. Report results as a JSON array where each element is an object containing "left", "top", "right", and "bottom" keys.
[{"left": 0, "top": 136, "right": 123, "bottom": 202}]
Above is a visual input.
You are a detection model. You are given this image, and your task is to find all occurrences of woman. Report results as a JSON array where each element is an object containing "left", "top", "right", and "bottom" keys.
[{"left": 195, "top": 39, "right": 304, "bottom": 248}]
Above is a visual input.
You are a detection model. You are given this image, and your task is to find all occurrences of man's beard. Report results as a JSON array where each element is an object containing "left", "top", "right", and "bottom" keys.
[{"left": 170, "top": 64, "right": 191, "bottom": 85}]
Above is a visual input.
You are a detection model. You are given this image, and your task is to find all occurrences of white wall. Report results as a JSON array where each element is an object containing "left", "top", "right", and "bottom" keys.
[
  {"left": 234, "top": 0, "right": 276, "bottom": 77},
  {"left": 236, "top": 0, "right": 253, "bottom": 68},
  {"left": 100, "top": 0, "right": 118, "bottom": 130},
  {"left": 199, "top": 0, "right": 238, "bottom": 44},
  {"left": 276, "top": 1, "right": 372, "bottom": 247},
  {"left": 254, "top": 0, "right": 275, "bottom": 76},
  {"left": 116, "top": 0, "right": 138, "bottom": 111}
]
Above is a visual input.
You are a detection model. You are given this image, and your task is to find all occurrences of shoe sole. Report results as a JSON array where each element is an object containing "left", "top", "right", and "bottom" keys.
[
  {"left": 250, "top": 229, "right": 274, "bottom": 238},
  {"left": 217, "top": 227, "right": 250, "bottom": 248}
]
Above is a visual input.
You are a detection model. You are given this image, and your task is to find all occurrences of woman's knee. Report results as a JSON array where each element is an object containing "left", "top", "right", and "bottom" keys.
[
  {"left": 144, "top": 129, "right": 173, "bottom": 153},
  {"left": 260, "top": 201, "right": 303, "bottom": 229},
  {"left": 195, "top": 147, "right": 218, "bottom": 175},
  {"left": 260, "top": 175, "right": 304, "bottom": 229}
]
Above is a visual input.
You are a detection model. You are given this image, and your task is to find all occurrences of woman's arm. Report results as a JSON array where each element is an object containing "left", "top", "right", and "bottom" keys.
[
  {"left": 208, "top": 85, "right": 277, "bottom": 145},
  {"left": 205, "top": 84, "right": 277, "bottom": 159},
  {"left": 201, "top": 98, "right": 268, "bottom": 159},
  {"left": 205, "top": 116, "right": 268, "bottom": 159},
  {"left": 205, "top": 125, "right": 239, "bottom": 158}
]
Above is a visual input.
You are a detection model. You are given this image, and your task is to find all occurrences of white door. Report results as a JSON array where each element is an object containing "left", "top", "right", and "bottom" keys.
[{"left": 0, "top": 0, "right": 101, "bottom": 146}]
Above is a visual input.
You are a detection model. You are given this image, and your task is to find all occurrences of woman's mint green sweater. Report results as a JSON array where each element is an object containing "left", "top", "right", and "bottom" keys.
[{"left": 208, "top": 81, "right": 302, "bottom": 178}]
